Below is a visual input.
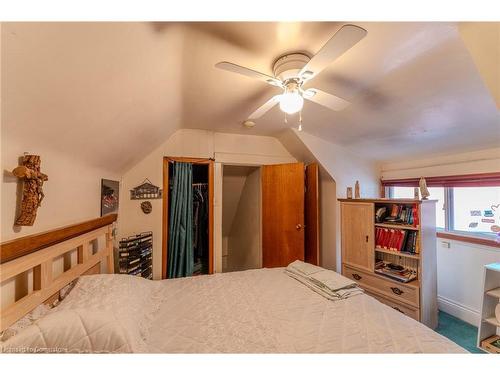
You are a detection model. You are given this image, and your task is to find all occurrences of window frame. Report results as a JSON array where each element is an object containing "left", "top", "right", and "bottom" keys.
[{"left": 386, "top": 185, "right": 500, "bottom": 248}]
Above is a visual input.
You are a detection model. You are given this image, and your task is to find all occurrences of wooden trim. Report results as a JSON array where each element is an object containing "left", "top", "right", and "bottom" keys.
[
  {"left": 207, "top": 160, "right": 214, "bottom": 274},
  {"left": 164, "top": 156, "right": 214, "bottom": 164},
  {"left": 0, "top": 214, "right": 117, "bottom": 264},
  {"left": 162, "top": 157, "right": 214, "bottom": 279},
  {"left": 437, "top": 231, "right": 500, "bottom": 248}
]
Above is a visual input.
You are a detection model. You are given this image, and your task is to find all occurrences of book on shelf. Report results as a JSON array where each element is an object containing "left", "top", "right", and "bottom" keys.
[
  {"left": 378, "top": 203, "right": 419, "bottom": 227},
  {"left": 375, "top": 260, "right": 417, "bottom": 283},
  {"left": 375, "top": 227, "right": 419, "bottom": 254}
]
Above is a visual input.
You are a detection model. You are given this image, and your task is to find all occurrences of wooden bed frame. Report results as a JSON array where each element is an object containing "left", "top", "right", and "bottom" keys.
[{"left": 0, "top": 214, "right": 117, "bottom": 331}]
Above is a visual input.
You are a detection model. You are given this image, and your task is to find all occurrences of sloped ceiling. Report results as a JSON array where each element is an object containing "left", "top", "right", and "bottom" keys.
[{"left": 2, "top": 22, "right": 499, "bottom": 174}]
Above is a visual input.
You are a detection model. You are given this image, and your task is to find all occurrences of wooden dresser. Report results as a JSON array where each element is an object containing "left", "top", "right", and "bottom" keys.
[{"left": 339, "top": 198, "right": 438, "bottom": 329}]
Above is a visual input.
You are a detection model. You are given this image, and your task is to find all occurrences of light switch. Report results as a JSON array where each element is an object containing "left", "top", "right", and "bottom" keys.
[{"left": 441, "top": 241, "right": 451, "bottom": 248}]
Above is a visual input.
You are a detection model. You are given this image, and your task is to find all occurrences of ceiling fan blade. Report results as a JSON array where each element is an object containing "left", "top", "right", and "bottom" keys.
[
  {"left": 247, "top": 95, "right": 281, "bottom": 120},
  {"left": 299, "top": 24, "right": 367, "bottom": 81},
  {"left": 304, "top": 88, "right": 350, "bottom": 111},
  {"left": 215, "top": 61, "right": 283, "bottom": 87}
]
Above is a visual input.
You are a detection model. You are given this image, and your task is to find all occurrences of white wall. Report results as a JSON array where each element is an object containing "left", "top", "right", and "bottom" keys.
[
  {"left": 226, "top": 168, "right": 261, "bottom": 272},
  {"left": 119, "top": 129, "right": 296, "bottom": 279},
  {"left": 437, "top": 238, "right": 500, "bottom": 326},
  {"left": 1, "top": 133, "right": 119, "bottom": 242},
  {"left": 381, "top": 147, "right": 500, "bottom": 324},
  {"left": 279, "top": 129, "right": 380, "bottom": 271}
]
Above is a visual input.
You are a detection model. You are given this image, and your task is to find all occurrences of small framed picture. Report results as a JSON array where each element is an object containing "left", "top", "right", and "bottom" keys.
[{"left": 346, "top": 187, "right": 353, "bottom": 199}]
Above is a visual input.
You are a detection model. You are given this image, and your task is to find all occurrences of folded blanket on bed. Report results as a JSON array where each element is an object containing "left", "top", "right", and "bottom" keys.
[{"left": 285, "top": 260, "right": 363, "bottom": 301}]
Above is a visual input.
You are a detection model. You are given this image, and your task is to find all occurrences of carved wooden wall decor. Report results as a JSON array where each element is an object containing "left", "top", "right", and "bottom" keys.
[
  {"left": 141, "top": 201, "right": 152, "bottom": 214},
  {"left": 12, "top": 155, "right": 48, "bottom": 226}
]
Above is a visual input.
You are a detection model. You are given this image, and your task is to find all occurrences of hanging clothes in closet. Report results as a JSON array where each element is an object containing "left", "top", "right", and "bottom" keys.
[
  {"left": 192, "top": 183, "right": 208, "bottom": 275},
  {"left": 166, "top": 159, "right": 211, "bottom": 278}
]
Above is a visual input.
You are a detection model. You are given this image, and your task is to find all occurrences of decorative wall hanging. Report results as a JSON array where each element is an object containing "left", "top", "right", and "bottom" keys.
[
  {"left": 101, "top": 179, "right": 120, "bottom": 216},
  {"left": 141, "top": 201, "right": 152, "bottom": 214},
  {"left": 130, "top": 178, "right": 162, "bottom": 200},
  {"left": 12, "top": 154, "right": 48, "bottom": 226}
]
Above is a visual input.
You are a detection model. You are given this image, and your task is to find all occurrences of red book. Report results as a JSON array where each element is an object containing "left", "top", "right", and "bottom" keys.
[
  {"left": 413, "top": 204, "right": 419, "bottom": 227},
  {"left": 375, "top": 227, "right": 382, "bottom": 247},
  {"left": 381, "top": 228, "right": 390, "bottom": 249},
  {"left": 396, "top": 230, "right": 406, "bottom": 251},
  {"left": 388, "top": 229, "right": 397, "bottom": 250}
]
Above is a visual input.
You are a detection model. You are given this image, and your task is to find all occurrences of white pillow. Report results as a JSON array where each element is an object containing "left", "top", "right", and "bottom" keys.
[{"left": 0, "top": 308, "right": 146, "bottom": 353}]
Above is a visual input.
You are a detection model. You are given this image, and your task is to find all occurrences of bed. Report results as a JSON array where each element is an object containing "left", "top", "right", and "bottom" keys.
[{"left": 0, "top": 216, "right": 466, "bottom": 353}]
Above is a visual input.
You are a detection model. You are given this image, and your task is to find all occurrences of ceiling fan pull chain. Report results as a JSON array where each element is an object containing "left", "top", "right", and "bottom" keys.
[
  {"left": 284, "top": 113, "right": 288, "bottom": 124},
  {"left": 298, "top": 111, "right": 303, "bottom": 131}
]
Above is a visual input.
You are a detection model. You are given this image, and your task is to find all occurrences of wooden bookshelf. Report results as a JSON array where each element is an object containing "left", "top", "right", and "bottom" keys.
[{"left": 339, "top": 198, "right": 438, "bottom": 329}]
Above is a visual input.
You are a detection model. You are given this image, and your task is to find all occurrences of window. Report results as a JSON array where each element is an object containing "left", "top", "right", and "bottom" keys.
[
  {"left": 391, "top": 187, "right": 445, "bottom": 229},
  {"left": 451, "top": 187, "right": 500, "bottom": 235},
  {"left": 388, "top": 185, "right": 500, "bottom": 237}
]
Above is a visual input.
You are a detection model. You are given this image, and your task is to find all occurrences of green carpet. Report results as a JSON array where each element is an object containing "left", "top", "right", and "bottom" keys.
[{"left": 435, "top": 310, "right": 484, "bottom": 353}]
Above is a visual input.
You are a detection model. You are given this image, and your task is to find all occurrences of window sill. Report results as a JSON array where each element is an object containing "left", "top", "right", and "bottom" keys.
[{"left": 437, "top": 231, "right": 500, "bottom": 248}]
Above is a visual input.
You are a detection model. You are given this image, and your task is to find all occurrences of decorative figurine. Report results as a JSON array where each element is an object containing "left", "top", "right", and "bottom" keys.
[
  {"left": 419, "top": 177, "right": 430, "bottom": 200},
  {"left": 346, "top": 187, "right": 353, "bottom": 199},
  {"left": 354, "top": 180, "right": 360, "bottom": 199},
  {"left": 414, "top": 187, "right": 420, "bottom": 200}
]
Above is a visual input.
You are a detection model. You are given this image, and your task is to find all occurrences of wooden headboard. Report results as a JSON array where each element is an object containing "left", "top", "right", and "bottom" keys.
[{"left": 0, "top": 214, "right": 117, "bottom": 331}]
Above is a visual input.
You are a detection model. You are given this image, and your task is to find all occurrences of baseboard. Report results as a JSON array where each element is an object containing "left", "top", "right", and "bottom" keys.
[{"left": 438, "top": 295, "right": 480, "bottom": 327}]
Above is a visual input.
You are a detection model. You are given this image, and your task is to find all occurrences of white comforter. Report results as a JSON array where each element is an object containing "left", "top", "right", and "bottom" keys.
[{"left": 3, "top": 268, "right": 466, "bottom": 353}]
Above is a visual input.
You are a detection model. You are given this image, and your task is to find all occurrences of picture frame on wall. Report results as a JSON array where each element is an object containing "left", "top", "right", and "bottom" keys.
[{"left": 101, "top": 179, "right": 120, "bottom": 216}]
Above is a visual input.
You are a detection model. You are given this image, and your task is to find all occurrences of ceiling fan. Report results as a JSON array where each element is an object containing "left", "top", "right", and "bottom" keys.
[{"left": 215, "top": 24, "right": 367, "bottom": 127}]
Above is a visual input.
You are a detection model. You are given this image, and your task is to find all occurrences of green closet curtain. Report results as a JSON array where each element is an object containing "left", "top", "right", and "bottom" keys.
[{"left": 167, "top": 162, "right": 194, "bottom": 278}]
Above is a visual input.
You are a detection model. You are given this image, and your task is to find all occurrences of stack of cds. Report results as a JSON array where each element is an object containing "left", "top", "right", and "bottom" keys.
[{"left": 118, "top": 232, "right": 153, "bottom": 279}]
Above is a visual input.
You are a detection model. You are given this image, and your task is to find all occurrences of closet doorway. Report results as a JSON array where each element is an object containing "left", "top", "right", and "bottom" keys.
[
  {"left": 221, "top": 165, "right": 262, "bottom": 272},
  {"left": 162, "top": 157, "right": 214, "bottom": 279}
]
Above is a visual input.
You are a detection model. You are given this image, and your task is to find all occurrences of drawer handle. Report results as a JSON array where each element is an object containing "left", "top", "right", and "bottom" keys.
[
  {"left": 391, "top": 287, "right": 404, "bottom": 295},
  {"left": 352, "top": 273, "right": 362, "bottom": 281},
  {"left": 393, "top": 307, "right": 405, "bottom": 314}
]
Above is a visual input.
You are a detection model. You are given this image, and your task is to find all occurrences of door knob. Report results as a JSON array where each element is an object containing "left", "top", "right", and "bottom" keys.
[{"left": 296, "top": 224, "right": 302, "bottom": 230}]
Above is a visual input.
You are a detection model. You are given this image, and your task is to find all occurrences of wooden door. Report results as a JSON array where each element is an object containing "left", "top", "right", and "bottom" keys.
[
  {"left": 262, "top": 163, "right": 305, "bottom": 268},
  {"left": 341, "top": 202, "right": 374, "bottom": 271},
  {"left": 305, "top": 163, "right": 320, "bottom": 265}
]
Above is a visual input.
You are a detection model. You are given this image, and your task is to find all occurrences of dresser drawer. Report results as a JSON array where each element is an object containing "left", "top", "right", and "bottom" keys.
[
  {"left": 342, "top": 264, "right": 420, "bottom": 308},
  {"left": 364, "top": 287, "right": 420, "bottom": 321}
]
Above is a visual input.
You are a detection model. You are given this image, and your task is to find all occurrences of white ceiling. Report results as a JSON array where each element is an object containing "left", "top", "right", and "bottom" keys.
[{"left": 2, "top": 22, "right": 499, "bottom": 173}]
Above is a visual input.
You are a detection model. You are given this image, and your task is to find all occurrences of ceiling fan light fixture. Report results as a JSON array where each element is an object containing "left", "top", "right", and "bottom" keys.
[
  {"left": 279, "top": 92, "right": 303, "bottom": 114},
  {"left": 279, "top": 81, "right": 304, "bottom": 114}
]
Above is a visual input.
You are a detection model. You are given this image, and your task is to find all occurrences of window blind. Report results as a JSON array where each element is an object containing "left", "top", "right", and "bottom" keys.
[{"left": 381, "top": 172, "right": 500, "bottom": 187}]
